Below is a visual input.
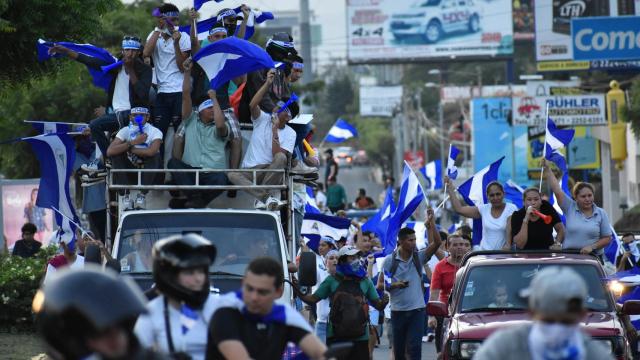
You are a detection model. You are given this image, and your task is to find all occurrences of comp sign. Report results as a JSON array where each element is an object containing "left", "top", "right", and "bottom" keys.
[
  {"left": 512, "top": 95, "right": 606, "bottom": 126},
  {"left": 572, "top": 16, "right": 640, "bottom": 61}
]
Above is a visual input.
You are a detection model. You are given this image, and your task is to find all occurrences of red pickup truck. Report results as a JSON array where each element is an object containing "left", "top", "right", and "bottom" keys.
[{"left": 428, "top": 251, "right": 640, "bottom": 359}]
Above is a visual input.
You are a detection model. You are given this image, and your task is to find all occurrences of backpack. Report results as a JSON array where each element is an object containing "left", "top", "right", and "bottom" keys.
[
  {"left": 389, "top": 250, "right": 426, "bottom": 295},
  {"left": 329, "top": 279, "right": 368, "bottom": 339}
]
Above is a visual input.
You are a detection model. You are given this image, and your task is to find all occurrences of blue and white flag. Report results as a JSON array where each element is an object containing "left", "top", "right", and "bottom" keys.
[
  {"left": 233, "top": 7, "right": 275, "bottom": 40},
  {"left": 193, "top": 37, "right": 274, "bottom": 90},
  {"left": 457, "top": 157, "right": 504, "bottom": 246},
  {"left": 29, "top": 121, "right": 87, "bottom": 135},
  {"left": 301, "top": 213, "right": 350, "bottom": 253},
  {"left": 194, "top": 0, "right": 223, "bottom": 10},
  {"left": 603, "top": 226, "right": 636, "bottom": 265},
  {"left": 305, "top": 186, "right": 321, "bottom": 214},
  {"left": 504, "top": 179, "right": 525, "bottom": 208},
  {"left": 544, "top": 117, "right": 575, "bottom": 172},
  {"left": 23, "top": 134, "right": 79, "bottom": 250},
  {"left": 180, "top": 17, "right": 219, "bottom": 41},
  {"left": 380, "top": 163, "right": 425, "bottom": 255},
  {"left": 548, "top": 172, "right": 571, "bottom": 224},
  {"left": 363, "top": 186, "right": 396, "bottom": 240},
  {"left": 420, "top": 159, "right": 443, "bottom": 191},
  {"left": 214, "top": 291, "right": 312, "bottom": 331},
  {"left": 324, "top": 119, "right": 358, "bottom": 143},
  {"left": 447, "top": 145, "right": 461, "bottom": 180},
  {"left": 37, "top": 39, "right": 117, "bottom": 93}
]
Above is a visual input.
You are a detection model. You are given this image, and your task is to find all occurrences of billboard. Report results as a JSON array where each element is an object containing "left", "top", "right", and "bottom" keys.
[
  {"left": 513, "top": 0, "right": 535, "bottom": 40},
  {"left": 526, "top": 126, "right": 600, "bottom": 175},
  {"left": 1, "top": 180, "right": 55, "bottom": 251},
  {"left": 471, "top": 98, "right": 529, "bottom": 184},
  {"left": 441, "top": 85, "right": 527, "bottom": 103},
  {"left": 347, "top": 0, "right": 514, "bottom": 63},
  {"left": 512, "top": 94, "right": 607, "bottom": 126},
  {"left": 572, "top": 16, "right": 640, "bottom": 61},
  {"left": 535, "top": 0, "right": 640, "bottom": 70},
  {"left": 359, "top": 85, "right": 403, "bottom": 117}
]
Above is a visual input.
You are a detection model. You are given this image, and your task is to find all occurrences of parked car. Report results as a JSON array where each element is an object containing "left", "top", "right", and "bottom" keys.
[
  {"left": 390, "top": 0, "right": 481, "bottom": 44},
  {"left": 352, "top": 150, "right": 369, "bottom": 166},
  {"left": 334, "top": 146, "right": 355, "bottom": 169},
  {"left": 428, "top": 250, "right": 640, "bottom": 359}
]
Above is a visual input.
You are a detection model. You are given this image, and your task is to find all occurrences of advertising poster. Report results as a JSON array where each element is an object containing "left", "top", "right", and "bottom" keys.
[
  {"left": 359, "top": 86, "right": 403, "bottom": 117},
  {"left": 512, "top": 94, "right": 607, "bottom": 126},
  {"left": 535, "top": 0, "right": 640, "bottom": 70},
  {"left": 567, "top": 126, "right": 600, "bottom": 169},
  {"left": 572, "top": 16, "right": 640, "bottom": 61},
  {"left": 347, "top": 0, "right": 514, "bottom": 63},
  {"left": 527, "top": 126, "right": 547, "bottom": 175},
  {"left": 471, "top": 98, "right": 529, "bottom": 184},
  {"left": 1, "top": 180, "right": 55, "bottom": 251},
  {"left": 513, "top": 0, "right": 535, "bottom": 40}
]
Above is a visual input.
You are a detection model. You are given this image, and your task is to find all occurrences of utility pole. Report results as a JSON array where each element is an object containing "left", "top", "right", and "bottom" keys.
[{"left": 299, "top": 0, "right": 313, "bottom": 84}]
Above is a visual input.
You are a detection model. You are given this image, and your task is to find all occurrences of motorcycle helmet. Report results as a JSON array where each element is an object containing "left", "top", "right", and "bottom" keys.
[
  {"left": 152, "top": 233, "right": 217, "bottom": 308},
  {"left": 266, "top": 32, "right": 298, "bottom": 62},
  {"left": 33, "top": 265, "right": 148, "bottom": 360}
]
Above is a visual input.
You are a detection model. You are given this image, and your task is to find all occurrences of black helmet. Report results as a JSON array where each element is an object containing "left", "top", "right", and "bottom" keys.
[
  {"left": 33, "top": 265, "right": 147, "bottom": 360},
  {"left": 152, "top": 233, "right": 216, "bottom": 308},
  {"left": 266, "top": 32, "right": 298, "bottom": 63}
]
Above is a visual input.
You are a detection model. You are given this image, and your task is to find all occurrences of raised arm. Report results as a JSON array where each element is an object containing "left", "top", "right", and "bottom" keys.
[
  {"left": 182, "top": 58, "right": 193, "bottom": 120},
  {"left": 207, "top": 89, "right": 228, "bottom": 138},
  {"left": 542, "top": 159, "right": 566, "bottom": 208},
  {"left": 424, "top": 208, "right": 443, "bottom": 260},
  {"left": 445, "top": 177, "right": 481, "bottom": 219},
  {"left": 171, "top": 31, "right": 190, "bottom": 72},
  {"left": 250, "top": 69, "right": 275, "bottom": 119},
  {"left": 189, "top": 8, "right": 201, "bottom": 55},
  {"left": 236, "top": 5, "right": 251, "bottom": 39}
]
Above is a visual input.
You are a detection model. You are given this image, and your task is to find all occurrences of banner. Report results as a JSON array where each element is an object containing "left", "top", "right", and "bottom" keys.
[
  {"left": 359, "top": 85, "right": 402, "bottom": 117},
  {"left": 535, "top": 0, "right": 640, "bottom": 70},
  {"left": 512, "top": 94, "right": 607, "bottom": 126},
  {"left": 1, "top": 180, "right": 55, "bottom": 251},
  {"left": 347, "top": 0, "right": 513, "bottom": 63},
  {"left": 572, "top": 16, "right": 640, "bottom": 61},
  {"left": 513, "top": 0, "right": 535, "bottom": 40},
  {"left": 441, "top": 85, "right": 527, "bottom": 103},
  {"left": 567, "top": 126, "right": 601, "bottom": 169},
  {"left": 471, "top": 98, "right": 528, "bottom": 184}
]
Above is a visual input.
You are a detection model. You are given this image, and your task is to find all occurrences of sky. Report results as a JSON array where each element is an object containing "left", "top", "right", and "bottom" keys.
[{"left": 123, "top": 0, "right": 348, "bottom": 62}]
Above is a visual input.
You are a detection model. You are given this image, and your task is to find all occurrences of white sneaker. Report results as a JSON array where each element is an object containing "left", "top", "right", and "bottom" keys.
[
  {"left": 135, "top": 193, "right": 146, "bottom": 209},
  {"left": 122, "top": 194, "right": 133, "bottom": 210},
  {"left": 265, "top": 196, "right": 286, "bottom": 211},
  {"left": 290, "top": 162, "right": 318, "bottom": 175},
  {"left": 422, "top": 336, "right": 428, "bottom": 343},
  {"left": 81, "top": 159, "right": 102, "bottom": 173},
  {"left": 254, "top": 199, "right": 267, "bottom": 210}
]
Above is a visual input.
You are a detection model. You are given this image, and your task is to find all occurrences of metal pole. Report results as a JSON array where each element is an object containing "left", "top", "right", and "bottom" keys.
[
  {"left": 439, "top": 101, "right": 445, "bottom": 172},
  {"left": 299, "top": 0, "right": 313, "bottom": 84}
]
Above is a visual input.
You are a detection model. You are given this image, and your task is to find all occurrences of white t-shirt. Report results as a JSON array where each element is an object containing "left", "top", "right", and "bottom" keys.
[
  {"left": 315, "top": 259, "right": 331, "bottom": 323},
  {"left": 43, "top": 255, "right": 85, "bottom": 284},
  {"left": 241, "top": 110, "right": 296, "bottom": 168},
  {"left": 111, "top": 67, "right": 131, "bottom": 112},
  {"left": 146, "top": 31, "right": 191, "bottom": 93},
  {"left": 477, "top": 203, "right": 518, "bottom": 250},
  {"left": 134, "top": 294, "right": 218, "bottom": 360},
  {"left": 115, "top": 122, "right": 163, "bottom": 151}
]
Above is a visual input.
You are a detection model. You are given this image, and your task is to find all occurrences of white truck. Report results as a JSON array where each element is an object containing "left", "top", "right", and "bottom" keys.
[{"left": 389, "top": 0, "right": 481, "bottom": 44}]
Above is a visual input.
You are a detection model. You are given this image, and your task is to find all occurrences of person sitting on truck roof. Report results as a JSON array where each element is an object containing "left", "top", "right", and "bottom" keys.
[
  {"left": 168, "top": 58, "right": 229, "bottom": 209},
  {"left": 107, "top": 106, "right": 162, "bottom": 210},
  {"left": 228, "top": 69, "right": 298, "bottom": 211},
  {"left": 134, "top": 233, "right": 217, "bottom": 360}
]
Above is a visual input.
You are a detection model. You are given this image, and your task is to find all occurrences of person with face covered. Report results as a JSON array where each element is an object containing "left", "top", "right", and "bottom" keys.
[
  {"left": 227, "top": 69, "right": 298, "bottom": 210},
  {"left": 294, "top": 246, "right": 389, "bottom": 360},
  {"left": 134, "top": 234, "right": 217, "bottom": 360},
  {"left": 445, "top": 177, "right": 517, "bottom": 250},
  {"left": 475, "top": 266, "right": 613, "bottom": 360},
  {"left": 507, "top": 188, "right": 564, "bottom": 250}
]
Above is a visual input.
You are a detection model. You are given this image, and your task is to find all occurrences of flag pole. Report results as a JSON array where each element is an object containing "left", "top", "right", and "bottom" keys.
[
  {"left": 538, "top": 104, "right": 549, "bottom": 192},
  {"left": 51, "top": 206, "right": 96, "bottom": 241}
]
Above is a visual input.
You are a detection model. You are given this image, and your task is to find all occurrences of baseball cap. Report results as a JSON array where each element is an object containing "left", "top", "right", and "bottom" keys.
[
  {"left": 521, "top": 266, "right": 587, "bottom": 315},
  {"left": 338, "top": 245, "right": 360, "bottom": 258}
]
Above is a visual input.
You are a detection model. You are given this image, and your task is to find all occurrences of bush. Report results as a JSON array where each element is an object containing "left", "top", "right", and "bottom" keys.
[{"left": 0, "top": 246, "right": 58, "bottom": 331}]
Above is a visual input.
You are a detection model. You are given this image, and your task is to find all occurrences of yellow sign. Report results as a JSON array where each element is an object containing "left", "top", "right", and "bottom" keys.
[{"left": 537, "top": 61, "right": 590, "bottom": 72}]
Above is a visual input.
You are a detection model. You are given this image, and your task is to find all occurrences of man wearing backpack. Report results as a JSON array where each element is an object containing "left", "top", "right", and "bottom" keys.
[
  {"left": 381, "top": 209, "right": 442, "bottom": 360},
  {"left": 294, "top": 245, "right": 389, "bottom": 360}
]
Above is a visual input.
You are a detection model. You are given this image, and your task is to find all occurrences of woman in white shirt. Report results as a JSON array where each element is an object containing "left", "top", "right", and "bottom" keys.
[
  {"left": 134, "top": 234, "right": 217, "bottom": 360},
  {"left": 445, "top": 177, "right": 517, "bottom": 250}
]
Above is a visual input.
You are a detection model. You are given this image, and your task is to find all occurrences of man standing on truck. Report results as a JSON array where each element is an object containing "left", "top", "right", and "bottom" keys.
[
  {"left": 228, "top": 69, "right": 298, "bottom": 211},
  {"left": 167, "top": 58, "right": 229, "bottom": 209}
]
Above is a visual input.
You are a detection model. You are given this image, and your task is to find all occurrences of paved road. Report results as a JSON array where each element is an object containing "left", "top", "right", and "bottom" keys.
[
  {"left": 373, "top": 334, "right": 439, "bottom": 360},
  {"left": 334, "top": 165, "right": 384, "bottom": 207}
]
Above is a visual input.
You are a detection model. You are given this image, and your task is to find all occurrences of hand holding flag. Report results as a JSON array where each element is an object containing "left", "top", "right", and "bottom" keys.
[
  {"left": 447, "top": 144, "right": 461, "bottom": 180},
  {"left": 539, "top": 112, "right": 575, "bottom": 191}
]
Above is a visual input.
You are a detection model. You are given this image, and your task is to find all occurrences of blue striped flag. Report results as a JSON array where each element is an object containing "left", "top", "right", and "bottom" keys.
[{"left": 324, "top": 119, "right": 358, "bottom": 143}]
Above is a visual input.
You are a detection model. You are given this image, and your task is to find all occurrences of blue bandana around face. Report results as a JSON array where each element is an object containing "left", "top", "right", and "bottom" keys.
[{"left": 336, "top": 259, "right": 367, "bottom": 279}]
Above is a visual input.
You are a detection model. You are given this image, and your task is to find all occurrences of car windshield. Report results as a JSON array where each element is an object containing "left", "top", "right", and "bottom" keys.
[
  {"left": 459, "top": 264, "right": 612, "bottom": 312},
  {"left": 116, "top": 212, "right": 281, "bottom": 276}
]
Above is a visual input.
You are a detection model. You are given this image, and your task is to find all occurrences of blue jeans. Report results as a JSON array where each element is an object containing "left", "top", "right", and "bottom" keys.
[
  {"left": 167, "top": 158, "right": 228, "bottom": 205},
  {"left": 391, "top": 308, "right": 425, "bottom": 360},
  {"left": 89, "top": 110, "right": 130, "bottom": 157},
  {"left": 314, "top": 321, "right": 327, "bottom": 344}
]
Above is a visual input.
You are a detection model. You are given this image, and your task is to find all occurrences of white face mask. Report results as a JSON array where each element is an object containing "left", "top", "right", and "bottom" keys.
[{"left": 529, "top": 322, "right": 584, "bottom": 360}]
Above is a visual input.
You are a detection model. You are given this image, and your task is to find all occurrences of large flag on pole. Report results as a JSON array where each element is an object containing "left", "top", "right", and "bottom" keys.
[
  {"left": 301, "top": 213, "right": 350, "bottom": 253},
  {"left": 363, "top": 186, "right": 396, "bottom": 239},
  {"left": 23, "top": 134, "right": 79, "bottom": 250},
  {"left": 36, "top": 39, "right": 117, "bottom": 93},
  {"left": 324, "top": 119, "right": 358, "bottom": 143},
  {"left": 194, "top": 0, "right": 224, "bottom": 10},
  {"left": 182, "top": 7, "right": 274, "bottom": 41},
  {"left": 457, "top": 157, "right": 505, "bottom": 246},
  {"left": 544, "top": 117, "right": 575, "bottom": 172},
  {"left": 193, "top": 37, "right": 274, "bottom": 90}
]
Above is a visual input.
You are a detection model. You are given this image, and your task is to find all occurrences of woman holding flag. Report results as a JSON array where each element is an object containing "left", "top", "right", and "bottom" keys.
[
  {"left": 444, "top": 177, "right": 517, "bottom": 250},
  {"left": 543, "top": 159, "right": 612, "bottom": 258}
]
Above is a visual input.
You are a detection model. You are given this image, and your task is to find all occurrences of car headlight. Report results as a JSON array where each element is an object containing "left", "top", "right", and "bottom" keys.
[{"left": 459, "top": 341, "right": 482, "bottom": 359}]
